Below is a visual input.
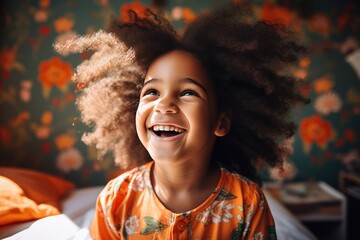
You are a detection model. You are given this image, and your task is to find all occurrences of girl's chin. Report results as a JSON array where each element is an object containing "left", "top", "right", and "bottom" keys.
[
  {"left": 149, "top": 153, "right": 181, "bottom": 162},
  {"left": 148, "top": 149, "right": 184, "bottom": 163}
]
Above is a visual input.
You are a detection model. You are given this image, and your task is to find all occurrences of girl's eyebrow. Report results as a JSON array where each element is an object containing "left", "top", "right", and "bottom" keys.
[
  {"left": 143, "top": 77, "right": 207, "bottom": 93},
  {"left": 143, "top": 78, "right": 160, "bottom": 87},
  {"left": 180, "top": 78, "right": 207, "bottom": 94}
]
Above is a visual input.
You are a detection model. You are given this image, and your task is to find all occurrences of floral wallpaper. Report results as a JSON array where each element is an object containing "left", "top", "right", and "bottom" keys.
[{"left": 0, "top": 0, "right": 359, "bottom": 187}]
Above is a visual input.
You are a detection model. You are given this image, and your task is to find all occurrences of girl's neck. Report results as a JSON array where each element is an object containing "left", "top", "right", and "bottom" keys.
[
  {"left": 150, "top": 160, "right": 221, "bottom": 213},
  {"left": 151, "top": 160, "right": 217, "bottom": 191}
]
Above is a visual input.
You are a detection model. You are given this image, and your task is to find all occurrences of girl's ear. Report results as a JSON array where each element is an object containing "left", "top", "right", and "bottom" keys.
[{"left": 214, "top": 112, "right": 231, "bottom": 137}]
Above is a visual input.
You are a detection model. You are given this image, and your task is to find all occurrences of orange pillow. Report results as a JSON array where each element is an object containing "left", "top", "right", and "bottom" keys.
[{"left": 0, "top": 167, "right": 75, "bottom": 226}]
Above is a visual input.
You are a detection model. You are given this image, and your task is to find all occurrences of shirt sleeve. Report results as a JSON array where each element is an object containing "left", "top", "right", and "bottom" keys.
[
  {"left": 90, "top": 176, "right": 130, "bottom": 240},
  {"left": 242, "top": 186, "right": 277, "bottom": 240},
  {"left": 90, "top": 197, "right": 119, "bottom": 240}
]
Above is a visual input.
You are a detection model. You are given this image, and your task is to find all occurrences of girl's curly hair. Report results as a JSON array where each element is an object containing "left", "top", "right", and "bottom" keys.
[{"left": 54, "top": 2, "right": 309, "bottom": 182}]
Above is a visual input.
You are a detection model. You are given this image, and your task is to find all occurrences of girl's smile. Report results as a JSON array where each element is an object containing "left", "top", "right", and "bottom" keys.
[{"left": 149, "top": 124, "right": 186, "bottom": 139}]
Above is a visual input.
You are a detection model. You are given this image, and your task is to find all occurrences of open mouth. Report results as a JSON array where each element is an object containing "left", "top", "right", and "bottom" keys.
[{"left": 151, "top": 125, "right": 185, "bottom": 138}]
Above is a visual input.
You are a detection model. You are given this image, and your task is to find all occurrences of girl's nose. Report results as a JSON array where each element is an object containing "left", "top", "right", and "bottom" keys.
[{"left": 154, "top": 96, "right": 179, "bottom": 114}]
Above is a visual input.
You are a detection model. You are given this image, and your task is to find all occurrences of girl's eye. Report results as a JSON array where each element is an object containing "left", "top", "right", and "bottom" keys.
[
  {"left": 143, "top": 88, "right": 159, "bottom": 96},
  {"left": 181, "top": 89, "right": 200, "bottom": 97}
]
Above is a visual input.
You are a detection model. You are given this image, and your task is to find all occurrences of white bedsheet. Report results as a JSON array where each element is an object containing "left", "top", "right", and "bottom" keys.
[
  {"left": 5, "top": 214, "right": 92, "bottom": 240},
  {"left": 61, "top": 186, "right": 103, "bottom": 228},
  {"left": 1, "top": 186, "right": 317, "bottom": 240}
]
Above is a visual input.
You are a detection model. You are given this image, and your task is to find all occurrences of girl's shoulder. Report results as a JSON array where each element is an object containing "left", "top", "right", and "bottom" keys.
[
  {"left": 98, "top": 161, "right": 153, "bottom": 204},
  {"left": 220, "top": 166, "right": 263, "bottom": 201}
]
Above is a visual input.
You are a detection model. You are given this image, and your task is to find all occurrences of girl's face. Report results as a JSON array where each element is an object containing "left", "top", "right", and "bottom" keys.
[{"left": 136, "top": 50, "right": 226, "bottom": 164}]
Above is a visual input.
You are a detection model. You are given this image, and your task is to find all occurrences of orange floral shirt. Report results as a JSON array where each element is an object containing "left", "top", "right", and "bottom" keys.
[{"left": 90, "top": 162, "right": 277, "bottom": 240}]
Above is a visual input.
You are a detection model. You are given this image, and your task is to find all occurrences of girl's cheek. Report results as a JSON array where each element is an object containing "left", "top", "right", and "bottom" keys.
[
  {"left": 136, "top": 102, "right": 152, "bottom": 123},
  {"left": 136, "top": 103, "right": 146, "bottom": 118},
  {"left": 135, "top": 107, "right": 144, "bottom": 133}
]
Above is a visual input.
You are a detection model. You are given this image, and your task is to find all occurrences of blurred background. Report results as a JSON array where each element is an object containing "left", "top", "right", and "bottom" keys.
[{"left": 0, "top": 0, "right": 359, "bottom": 188}]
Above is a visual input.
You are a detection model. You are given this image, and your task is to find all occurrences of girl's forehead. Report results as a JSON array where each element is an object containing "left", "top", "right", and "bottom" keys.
[{"left": 145, "top": 50, "right": 212, "bottom": 85}]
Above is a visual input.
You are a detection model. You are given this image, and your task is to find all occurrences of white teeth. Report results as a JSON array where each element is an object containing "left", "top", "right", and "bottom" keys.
[{"left": 152, "top": 125, "right": 184, "bottom": 133}]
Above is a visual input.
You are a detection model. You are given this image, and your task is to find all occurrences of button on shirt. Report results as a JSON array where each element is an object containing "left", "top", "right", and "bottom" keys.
[{"left": 90, "top": 161, "right": 277, "bottom": 240}]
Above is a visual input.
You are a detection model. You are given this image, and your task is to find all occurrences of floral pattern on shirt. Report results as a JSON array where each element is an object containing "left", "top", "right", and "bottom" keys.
[
  {"left": 124, "top": 216, "right": 140, "bottom": 235},
  {"left": 196, "top": 200, "right": 234, "bottom": 224},
  {"left": 91, "top": 162, "right": 277, "bottom": 240}
]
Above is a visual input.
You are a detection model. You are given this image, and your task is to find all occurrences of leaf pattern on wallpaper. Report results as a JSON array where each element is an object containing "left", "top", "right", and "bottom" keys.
[
  {"left": 0, "top": 47, "right": 24, "bottom": 73},
  {"left": 0, "top": 87, "right": 17, "bottom": 106},
  {"left": 347, "top": 88, "right": 360, "bottom": 105}
]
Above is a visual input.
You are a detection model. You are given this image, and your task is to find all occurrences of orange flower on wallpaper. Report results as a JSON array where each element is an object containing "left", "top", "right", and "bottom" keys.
[
  {"left": 182, "top": 7, "right": 197, "bottom": 23},
  {"left": 299, "top": 57, "right": 311, "bottom": 69},
  {"left": 38, "top": 57, "right": 72, "bottom": 96},
  {"left": 171, "top": 6, "right": 197, "bottom": 23},
  {"left": 34, "top": 10, "right": 49, "bottom": 23},
  {"left": 0, "top": 47, "right": 24, "bottom": 72},
  {"left": 300, "top": 115, "right": 334, "bottom": 153},
  {"left": 313, "top": 76, "right": 334, "bottom": 94},
  {"left": 54, "top": 17, "right": 74, "bottom": 33},
  {"left": 55, "top": 134, "right": 76, "bottom": 151},
  {"left": 39, "top": 0, "right": 51, "bottom": 8},
  {"left": 309, "top": 13, "right": 331, "bottom": 36},
  {"left": 261, "top": 2, "right": 294, "bottom": 26},
  {"left": 35, "top": 125, "right": 51, "bottom": 139},
  {"left": 120, "top": 2, "right": 148, "bottom": 23},
  {"left": 294, "top": 69, "right": 308, "bottom": 80},
  {"left": 41, "top": 111, "right": 53, "bottom": 125},
  {"left": 10, "top": 112, "right": 30, "bottom": 128}
]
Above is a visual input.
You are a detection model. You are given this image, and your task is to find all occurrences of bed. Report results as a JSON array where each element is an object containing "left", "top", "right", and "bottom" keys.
[
  {"left": 0, "top": 186, "right": 103, "bottom": 240},
  {"left": 0, "top": 168, "right": 317, "bottom": 240}
]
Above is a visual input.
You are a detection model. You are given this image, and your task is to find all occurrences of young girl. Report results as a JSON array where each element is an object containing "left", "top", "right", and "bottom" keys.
[{"left": 55, "top": 2, "right": 308, "bottom": 239}]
